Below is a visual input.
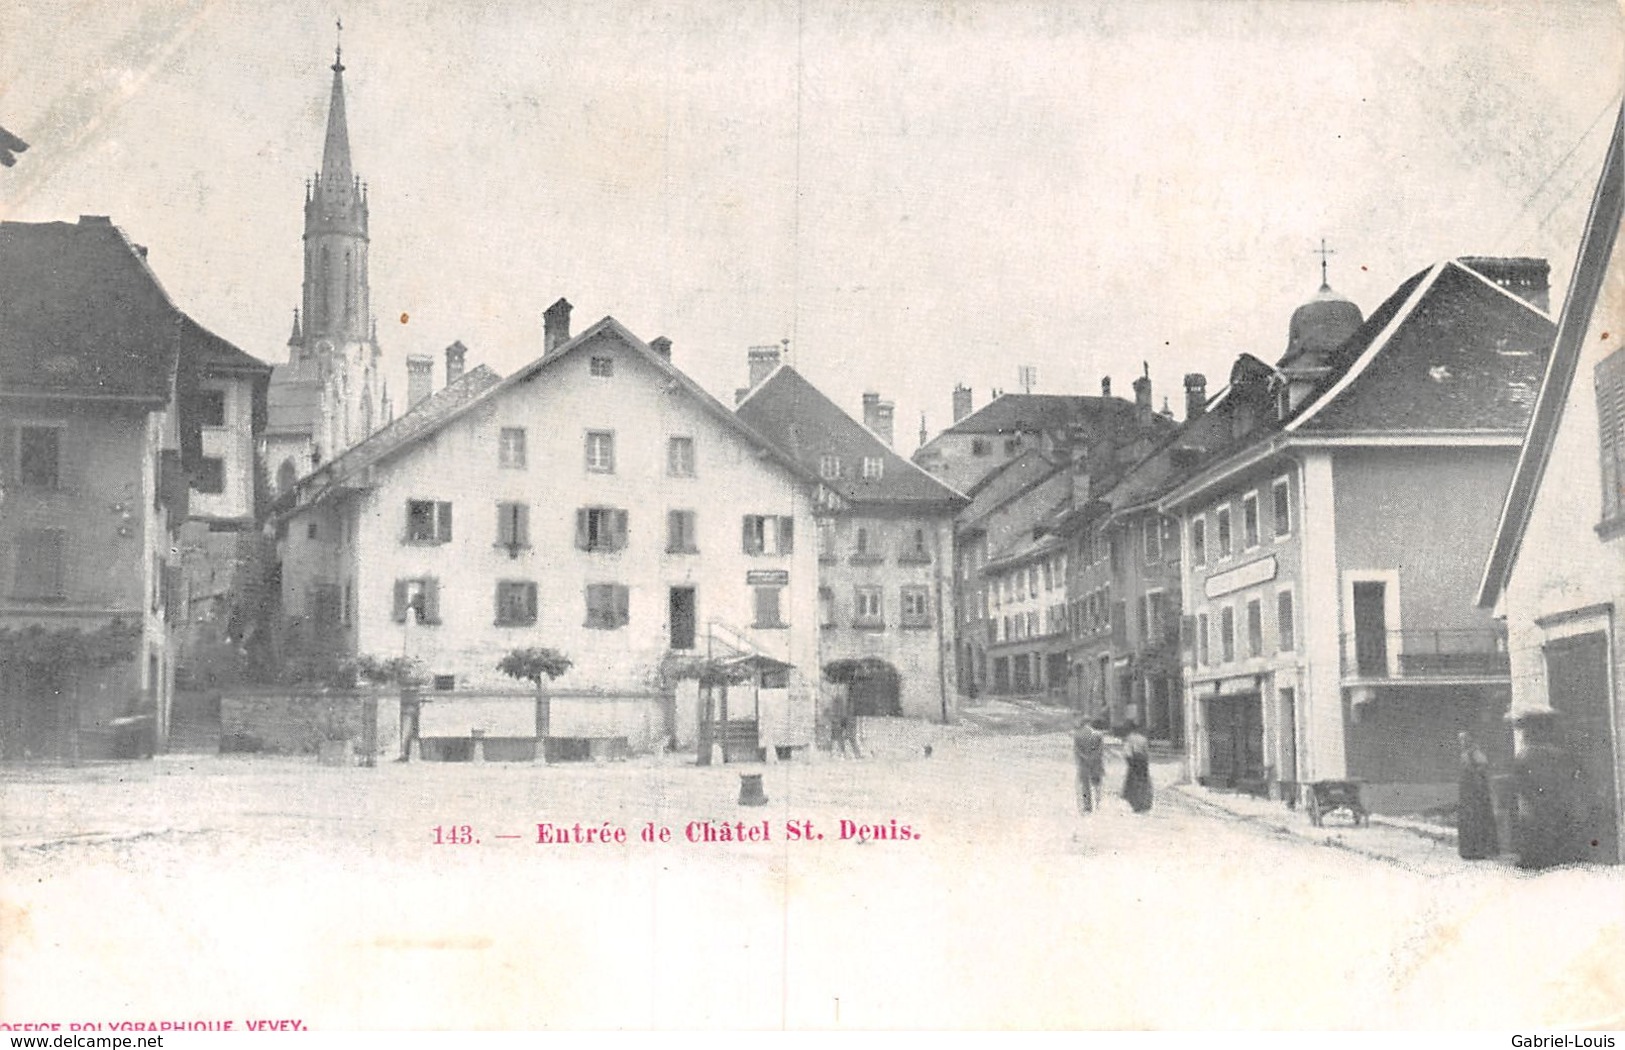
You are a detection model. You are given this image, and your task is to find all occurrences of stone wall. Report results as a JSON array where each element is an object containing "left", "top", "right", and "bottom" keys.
[{"left": 220, "top": 688, "right": 400, "bottom": 762}]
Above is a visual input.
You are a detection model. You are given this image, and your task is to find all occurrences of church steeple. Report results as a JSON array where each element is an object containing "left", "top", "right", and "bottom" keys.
[
  {"left": 301, "top": 25, "right": 370, "bottom": 347},
  {"left": 320, "top": 38, "right": 354, "bottom": 196}
]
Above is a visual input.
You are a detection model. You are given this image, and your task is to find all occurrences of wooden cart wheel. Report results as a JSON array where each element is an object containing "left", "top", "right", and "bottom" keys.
[{"left": 1307, "top": 790, "right": 1323, "bottom": 827}]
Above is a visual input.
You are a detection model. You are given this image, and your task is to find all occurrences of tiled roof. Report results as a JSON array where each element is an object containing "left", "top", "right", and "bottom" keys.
[
  {"left": 1291, "top": 260, "right": 1554, "bottom": 434},
  {"left": 736, "top": 366, "right": 967, "bottom": 509},
  {"left": 0, "top": 218, "right": 265, "bottom": 402},
  {"left": 309, "top": 364, "right": 502, "bottom": 488},
  {"left": 942, "top": 393, "right": 1144, "bottom": 436}
]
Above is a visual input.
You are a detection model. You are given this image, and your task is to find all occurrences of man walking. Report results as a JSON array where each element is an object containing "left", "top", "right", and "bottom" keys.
[{"left": 1073, "top": 715, "right": 1107, "bottom": 814}]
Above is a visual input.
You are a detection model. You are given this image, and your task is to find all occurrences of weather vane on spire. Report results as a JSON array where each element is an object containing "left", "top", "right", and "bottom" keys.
[
  {"left": 1313, "top": 237, "right": 1335, "bottom": 289},
  {"left": 333, "top": 16, "right": 344, "bottom": 71}
]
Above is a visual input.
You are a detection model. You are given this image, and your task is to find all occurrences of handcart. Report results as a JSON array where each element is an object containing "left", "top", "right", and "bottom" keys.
[{"left": 1305, "top": 779, "right": 1368, "bottom": 827}]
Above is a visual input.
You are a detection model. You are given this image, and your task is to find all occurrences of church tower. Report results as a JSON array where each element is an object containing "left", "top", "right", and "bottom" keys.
[{"left": 265, "top": 32, "right": 385, "bottom": 493}]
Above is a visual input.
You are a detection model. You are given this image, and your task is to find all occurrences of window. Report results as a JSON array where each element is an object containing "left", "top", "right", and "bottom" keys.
[
  {"left": 499, "top": 427, "right": 527, "bottom": 469},
  {"left": 495, "top": 581, "right": 537, "bottom": 626},
  {"left": 433, "top": 675, "right": 456, "bottom": 692},
  {"left": 1242, "top": 493, "right": 1260, "bottom": 550},
  {"left": 392, "top": 578, "right": 440, "bottom": 625},
  {"left": 1004, "top": 438, "right": 1019, "bottom": 455},
  {"left": 971, "top": 438, "right": 990, "bottom": 456},
  {"left": 406, "top": 500, "right": 452, "bottom": 544},
  {"left": 862, "top": 456, "right": 884, "bottom": 480},
  {"left": 577, "top": 507, "right": 629, "bottom": 552},
  {"left": 14, "top": 528, "right": 65, "bottom": 598},
  {"left": 1197, "top": 612, "right": 1211, "bottom": 666},
  {"left": 1144, "top": 517, "right": 1162, "bottom": 563},
  {"left": 668, "top": 436, "right": 696, "bottom": 478},
  {"left": 1148, "top": 591, "right": 1168, "bottom": 644},
  {"left": 903, "top": 527, "right": 930, "bottom": 562},
  {"left": 1216, "top": 506, "right": 1233, "bottom": 558},
  {"left": 666, "top": 510, "right": 699, "bottom": 553},
  {"left": 585, "top": 583, "right": 630, "bottom": 629},
  {"left": 1043, "top": 560, "right": 1054, "bottom": 591},
  {"left": 901, "top": 586, "right": 931, "bottom": 627},
  {"left": 1277, "top": 590, "right": 1296, "bottom": 652},
  {"left": 819, "top": 586, "right": 836, "bottom": 627},
  {"left": 819, "top": 454, "right": 841, "bottom": 480},
  {"left": 1191, "top": 518, "right": 1207, "bottom": 567},
  {"left": 1220, "top": 606, "right": 1236, "bottom": 663},
  {"left": 817, "top": 519, "right": 836, "bottom": 560},
  {"left": 1028, "top": 567, "right": 1038, "bottom": 598},
  {"left": 193, "top": 457, "right": 225, "bottom": 494},
  {"left": 1136, "top": 594, "right": 1149, "bottom": 640},
  {"left": 753, "top": 586, "right": 786, "bottom": 629},
  {"left": 497, "top": 502, "right": 530, "bottom": 551},
  {"left": 188, "top": 390, "right": 226, "bottom": 427},
  {"left": 18, "top": 426, "right": 61, "bottom": 487},
  {"left": 590, "top": 355, "right": 614, "bottom": 377},
  {"left": 1247, "top": 598, "right": 1263, "bottom": 657},
  {"left": 342, "top": 581, "right": 354, "bottom": 627},
  {"left": 742, "top": 515, "right": 794, "bottom": 555},
  {"left": 855, "top": 586, "right": 883, "bottom": 626},
  {"left": 1272, "top": 477, "right": 1292, "bottom": 538},
  {"left": 585, "top": 430, "right": 615, "bottom": 473},
  {"left": 307, "top": 521, "right": 319, "bottom": 541},
  {"left": 1596, "top": 349, "right": 1625, "bottom": 524}
]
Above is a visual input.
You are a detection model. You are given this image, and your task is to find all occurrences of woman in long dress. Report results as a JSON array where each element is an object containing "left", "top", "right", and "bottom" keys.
[
  {"left": 1456, "top": 730, "right": 1498, "bottom": 860},
  {"left": 1122, "top": 723, "right": 1153, "bottom": 813}
]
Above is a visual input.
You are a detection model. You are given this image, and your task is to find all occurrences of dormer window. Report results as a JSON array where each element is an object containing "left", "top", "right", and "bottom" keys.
[
  {"left": 820, "top": 454, "right": 841, "bottom": 479},
  {"left": 862, "top": 456, "right": 884, "bottom": 480}
]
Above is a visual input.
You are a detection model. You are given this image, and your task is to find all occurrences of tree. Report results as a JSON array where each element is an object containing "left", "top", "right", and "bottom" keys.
[{"left": 497, "top": 647, "right": 573, "bottom": 687}]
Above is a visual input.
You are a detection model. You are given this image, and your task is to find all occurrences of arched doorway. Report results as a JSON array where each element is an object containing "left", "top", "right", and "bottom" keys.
[
  {"left": 823, "top": 658, "right": 902, "bottom": 717},
  {"left": 276, "top": 458, "right": 298, "bottom": 495}
]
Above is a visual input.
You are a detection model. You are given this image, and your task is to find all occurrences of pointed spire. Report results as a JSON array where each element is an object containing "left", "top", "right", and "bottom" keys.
[
  {"left": 320, "top": 25, "right": 354, "bottom": 195},
  {"left": 288, "top": 308, "right": 303, "bottom": 346}
]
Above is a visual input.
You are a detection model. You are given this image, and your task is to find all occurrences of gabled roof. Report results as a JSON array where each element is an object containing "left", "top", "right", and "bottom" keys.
[
  {"left": 1288, "top": 259, "right": 1553, "bottom": 434},
  {"left": 938, "top": 392, "right": 1146, "bottom": 437},
  {"left": 736, "top": 366, "right": 967, "bottom": 510},
  {"left": 1480, "top": 100, "right": 1625, "bottom": 607},
  {"left": 0, "top": 217, "right": 265, "bottom": 403},
  {"left": 287, "top": 316, "right": 818, "bottom": 512}
]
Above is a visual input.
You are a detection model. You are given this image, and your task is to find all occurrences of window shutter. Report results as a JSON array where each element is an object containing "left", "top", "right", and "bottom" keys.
[
  {"left": 667, "top": 510, "right": 680, "bottom": 552},
  {"left": 423, "top": 578, "right": 441, "bottom": 624},
  {"left": 1598, "top": 349, "right": 1625, "bottom": 521},
  {"left": 576, "top": 509, "right": 590, "bottom": 550},
  {"left": 615, "top": 585, "right": 630, "bottom": 626},
  {"left": 392, "top": 580, "right": 408, "bottom": 623},
  {"left": 0, "top": 425, "right": 13, "bottom": 486},
  {"left": 777, "top": 516, "right": 794, "bottom": 554},
  {"left": 613, "top": 509, "right": 629, "bottom": 550},
  {"left": 437, "top": 502, "right": 453, "bottom": 543},
  {"left": 742, "top": 516, "right": 755, "bottom": 554},
  {"left": 494, "top": 583, "right": 505, "bottom": 624},
  {"left": 498, "top": 505, "right": 513, "bottom": 546},
  {"left": 515, "top": 504, "right": 529, "bottom": 547},
  {"left": 525, "top": 583, "right": 538, "bottom": 624}
]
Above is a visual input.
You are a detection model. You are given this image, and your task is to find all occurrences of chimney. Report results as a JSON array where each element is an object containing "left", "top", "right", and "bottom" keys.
[
  {"left": 952, "top": 384, "right": 973, "bottom": 424},
  {"left": 862, "top": 392, "right": 896, "bottom": 447},
  {"left": 406, "top": 354, "right": 435, "bottom": 409},
  {"left": 1101, "top": 376, "right": 1112, "bottom": 399},
  {"left": 1133, "top": 363, "right": 1152, "bottom": 427},
  {"left": 747, "top": 345, "right": 781, "bottom": 388},
  {"left": 1458, "top": 256, "right": 1551, "bottom": 313},
  {"left": 651, "top": 336, "right": 672, "bottom": 361},
  {"left": 544, "top": 298, "right": 573, "bottom": 355},
  {"left": 445, "top": 341, "right": 467, "bottom": 385},
  {"left": 1184, "top": 373, "right": 1208, "bottom": 422}
]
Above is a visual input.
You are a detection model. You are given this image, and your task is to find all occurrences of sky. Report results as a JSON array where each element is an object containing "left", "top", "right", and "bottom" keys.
[{"left": 2, "top": 0, "right": 1623, "bottom": 448}]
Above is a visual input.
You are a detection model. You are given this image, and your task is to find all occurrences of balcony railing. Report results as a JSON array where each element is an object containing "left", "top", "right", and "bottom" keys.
[{"left": 1340, "top": 629, "right": 1509, "bottom": 679}]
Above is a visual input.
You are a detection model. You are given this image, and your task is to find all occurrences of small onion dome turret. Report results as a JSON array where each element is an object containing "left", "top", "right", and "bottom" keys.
[{"left": 1281, "top": 283, "right": 1363, "bottom": 370}]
